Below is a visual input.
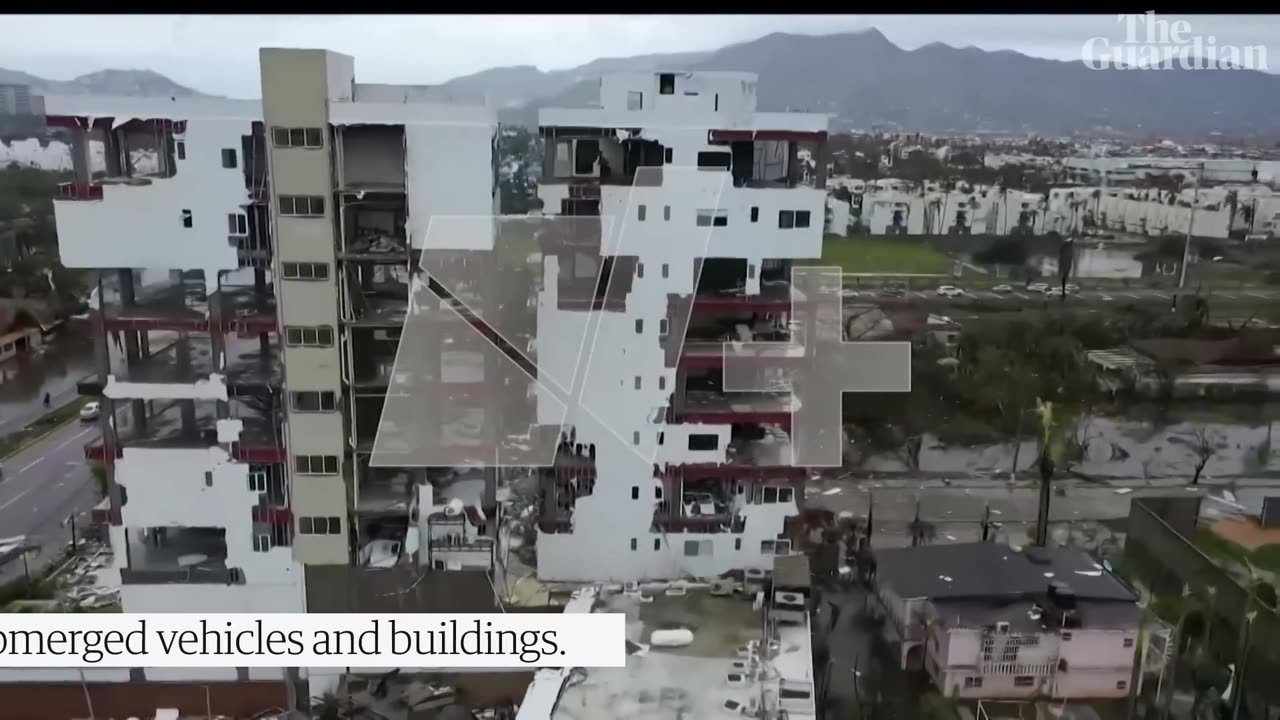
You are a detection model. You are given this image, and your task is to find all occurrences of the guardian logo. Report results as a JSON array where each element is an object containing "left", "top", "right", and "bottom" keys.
[{"left": 1082, "top": 12, "right": 1267, "bottom": 71}]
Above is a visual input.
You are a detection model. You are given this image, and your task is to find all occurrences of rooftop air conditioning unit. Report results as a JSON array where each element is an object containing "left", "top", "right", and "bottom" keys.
[{"left": 996, "top": 621, "right": 1010, "bottom": 634}]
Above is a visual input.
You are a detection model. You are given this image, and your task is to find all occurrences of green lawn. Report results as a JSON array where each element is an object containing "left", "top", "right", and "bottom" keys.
[{"left": 820, "top": 235, "right": 951, "bottom": 275}]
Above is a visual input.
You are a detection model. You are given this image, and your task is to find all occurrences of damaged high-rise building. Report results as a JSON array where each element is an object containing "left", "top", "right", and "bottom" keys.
[{"left": 21, "top": 49, "right": 907, "bottom": 719}]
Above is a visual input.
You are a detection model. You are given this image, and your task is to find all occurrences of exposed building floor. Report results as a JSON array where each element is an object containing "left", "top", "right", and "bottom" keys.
[
  {"left": 88, "top": 334, "right": 280, "bottom": 389},
  {"left": 113, "top": 397, "right": 278, "bottom": 448}
]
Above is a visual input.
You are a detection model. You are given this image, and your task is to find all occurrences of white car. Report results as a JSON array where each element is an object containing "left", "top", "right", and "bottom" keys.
[
  {"left": 1064, "top": 283, "right": 1080, "bottom": 294},
  {"left": 936, "top": 285, "right": 964, "bottom": 297},
  {"left": 991, "top": 284, "right": 1014, "bottom": 294},
  {"left": 1026, "top": 282, "right": 1049, "bottom": 293},
  {"left": 79, "top": 401, "right": 100, "bottom": 422}
]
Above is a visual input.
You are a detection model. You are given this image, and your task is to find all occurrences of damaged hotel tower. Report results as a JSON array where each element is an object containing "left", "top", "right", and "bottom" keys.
[{"left": 29, "top": 46, "right": 907, "bottom": 714}]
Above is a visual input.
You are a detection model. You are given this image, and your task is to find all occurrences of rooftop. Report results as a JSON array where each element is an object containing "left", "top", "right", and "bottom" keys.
[
  {"left": 872, "top": 542, "right": 1136, "bottom": 602},
  {"left": 546, "top": 586, "right": 813, "bottom": 720}
]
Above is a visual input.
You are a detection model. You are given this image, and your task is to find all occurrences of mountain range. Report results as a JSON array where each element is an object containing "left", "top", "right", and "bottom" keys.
[{"left": 6, "top": 29, "right": 1280, "bottom": 137}]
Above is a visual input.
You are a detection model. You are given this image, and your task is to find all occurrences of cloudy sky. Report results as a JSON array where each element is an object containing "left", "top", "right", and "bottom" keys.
[{"left": 3, "top": 14, "right": 1276, "bottom": 97}]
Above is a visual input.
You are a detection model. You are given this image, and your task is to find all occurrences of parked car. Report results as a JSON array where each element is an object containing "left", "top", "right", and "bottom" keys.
[
  {"left": 79, "top": 401, "right": 100, "bottom": 422},
  {"left": 1026, "top": 282, "right": 1049, "bottom": 293},
  {"left": 991, "top": 284, "right": 1014, "bottom": 294},
  {"left": 880, "top": 287, "right": 906, "bottom": 297},
  {"left": 936, "top": 285, "right": 964, "bottom": 297},
  {"left": 1064, "top": 283, "right": 1080, "bottom": 294}
]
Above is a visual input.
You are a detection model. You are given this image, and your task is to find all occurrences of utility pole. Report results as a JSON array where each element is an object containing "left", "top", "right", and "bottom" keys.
[{"left": 1173, "top": 161, "right": 1204, "bottom": 312}]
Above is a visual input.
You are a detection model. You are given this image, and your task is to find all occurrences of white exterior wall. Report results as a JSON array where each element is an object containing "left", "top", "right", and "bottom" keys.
[
  {"left": 45, "top": 97, "right": 261, "bottom": 282},
  {"left": 533, "top": 73, "right": 825, "bottom": 582},
  {"left": 929, "top": 625, "right": 1137, "bottom": 701}
]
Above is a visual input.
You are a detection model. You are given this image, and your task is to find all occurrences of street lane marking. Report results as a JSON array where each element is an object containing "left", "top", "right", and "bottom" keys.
[
  {"left": 13, "top": 427, "right": 94, "bottom": 477},
  {"left": 0, "top": 485, "right": 37, "bottom": 512}
]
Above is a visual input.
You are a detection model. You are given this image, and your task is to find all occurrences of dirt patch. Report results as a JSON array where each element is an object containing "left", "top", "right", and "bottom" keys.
[{"left": 1208, "top": 517, "right": 1280, "bottom": 551}]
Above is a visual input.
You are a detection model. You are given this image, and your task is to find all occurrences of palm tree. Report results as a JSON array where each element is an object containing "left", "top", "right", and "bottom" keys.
[{"left": 907, "top": 498, "right": 936, "bottom": 547}]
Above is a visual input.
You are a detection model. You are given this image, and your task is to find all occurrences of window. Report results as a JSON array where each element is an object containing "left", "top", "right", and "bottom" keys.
[
  {"left": 227, "top": 213, "right": 248, "bottom": 235},
  {"left": 779, "top": 210, "right": 795, "bottom": 229},
  {"left": 279, "top": 195, "right": 325, "bottom": 217},
  {"left": 761, "top": 540, "right": 776, "bottom": 554},
  {"left": 1116, "top": 681, "right": 1127, "bottom": 691},
  {"left": 764, "top": 486, "right": 779, "bottom": 503},
  {"left": 696, "top": 151, "right": 732, "bottom": 169},
  {"left": 252, "top": 533, "right": 272, "bottom": 552},
  {"left": 654, "top": 486, "right": 662, "bottom": 499},
  {"left": 696, "top": 209, "right": 728, "bottom": 227},
  {"left": 683, "top": 539, "right": 712, "bottom": 557},
  {"left": 299, "top": 516, "right": 342, "bottom": 535},
  {"left": 750, "top": 206, "right": 759, "bottom": 223},
  {"left": 285, "top": 326, "right": 335, "bottom": 348},
  {"left": 637, "top": 204, "right": 647, "bottom": 221},
  {"left": 176, "top": 142, "right": 186, "bottom": 160},
  {"left": 1061, "top": 632, "right": 1073, "bottom": 641},
  {"left": 659, "top": 319, "right": 669, "bottom": 337},
  {"left": 290, "top": 390, "right": 337, "bottom": 413},
  {"left": 795, "top": 210, "right": 811, "bottom": 228},
  {"left": 181, "top": 209, "right": 193, "bottom": 228},
  {"left": 659, "top": 73, "right": 675, "bottom": 95},
  {"left": 632, "top": 431, "right": 640, "bottom": 445},
  {"left": 964, "top": 677, "right": 983, "bottom": 689},
  {"left": 657, "top": 431, "right": 665, "bottom": 445},
  {"left": 630, "top": 538, "right": 638, "bottom": 551},
  {"left": 221, "top": 148, "right": 237, "bottom": 168},
  {"left": 627, "top": 91, "right": 643, "bottom": 111},
  {"left": 272, "top": 126, "right": 324, "bottom": 149},
  {"left": 661, "top": 263, "right": 669, "bottom": 279},
  {"left": 664, "top": 148, "right": 673, "bottom": 163},
  {"left": 779, "top": 487, "right": 794, "bottom": 503},
  {"left": 295, "top": 455, "right": 339, "bottom": 475},
  {"left": 663, "top": 205, "right": 671, "bottom": 221},
  {"left": 634, "top": 376, "right": 642, "bottom": 390},
  {"left": 1013, "top": 676, "right": 1035, "bottom": 688},
  {"left": 635, "top": 319, "right": 644, "bottom": 334},
  {"left": 1123, "top": 637, "right": 1134, "bottom": 648},
  {"left": 282, "top": 262, "right": 330, "bottom": 281},
  {"left": 248, "top": 472, "right": 268, "bottom": 493},
  {"left": 654, "top": 538, "right": 661, "bottom": 551},
  {"left": 734, "top": 538, "right": 742, "bottom": 551},
  {"left": 658, "top": 376, "right": 667, "bottom": 391},
  {"left": 631, "top": 486, "right": 640, "bottom": 500},
  {"left": 688, "top": 434, "right": 718, "bottom": 451}
]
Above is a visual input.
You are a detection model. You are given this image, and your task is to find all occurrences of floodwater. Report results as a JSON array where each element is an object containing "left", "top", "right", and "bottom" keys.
[{"left": 855, "top": 403, "right": 1280, "bottom": 479}]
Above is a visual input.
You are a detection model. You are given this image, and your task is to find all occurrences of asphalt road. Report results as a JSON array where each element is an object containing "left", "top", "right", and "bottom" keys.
[
  {"left": 843, "top": 286, "right": 1280, "bottom": 306},
  {"left": 0, "top": 417, "right": 101, "bottom": 585}
]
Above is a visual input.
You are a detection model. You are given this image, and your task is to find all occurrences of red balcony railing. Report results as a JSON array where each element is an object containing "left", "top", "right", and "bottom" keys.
[{"left": 55, "top": 182, "right": 104, "bottom": 201}]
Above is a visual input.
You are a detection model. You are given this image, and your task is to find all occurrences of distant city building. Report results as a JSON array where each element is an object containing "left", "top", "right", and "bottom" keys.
[{"left": 0, "top": 84, "right": 43, "bottom": 116}]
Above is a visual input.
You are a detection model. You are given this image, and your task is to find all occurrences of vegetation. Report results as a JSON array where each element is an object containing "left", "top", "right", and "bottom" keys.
[
  {"left": 0, "top": 163, "right": 87, "bottom": 307},
  {"left": 497, "top": 127, "right": 540, "bottom": 215},
  {"left": 0, "top": 396, "right": 91, "bottom": 459},
  {"left": 821, "top": 235, "right": 950, "bottom": 275}
]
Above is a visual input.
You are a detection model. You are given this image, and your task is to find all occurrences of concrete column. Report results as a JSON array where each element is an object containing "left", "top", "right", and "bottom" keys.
[
  {"left": 207, "top": 279, "right": 230, "bottom": 420},
  {"left": 787, "top": 142, "right": 800, "bottom": 187},
  {"left": 673, "top": 369, "right": 688, "bottom": 414},
  {"left": 254, "top": 268, "right": 271, "bottom": 355},
  {"left": 94, "top": 272, "right": 124, "bottom": 519},
  {"left": 117, "top": 269, "right": 147, "bottom": 432},
  {"left": 175, "top": 334, "right": 197, "bottom": 436},
  {"left": 813, "top": 139, "right": 828, "bottom": 189},
  {"left": 102, "top": 127, "right": 123, "bottom": 178},
  {"left": 69, "top": 125, "right": 93, "bottom": 185}
]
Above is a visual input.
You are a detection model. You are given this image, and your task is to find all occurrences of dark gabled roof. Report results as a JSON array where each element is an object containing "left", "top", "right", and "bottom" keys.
[{"left": 872, "top": 542, "right": 1135, "bottom": 603}]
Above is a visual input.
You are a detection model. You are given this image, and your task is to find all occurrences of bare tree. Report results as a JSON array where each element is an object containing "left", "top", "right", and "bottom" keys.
[{"left": 1189, "top": 426, "right": 1219, "bottom": 485}]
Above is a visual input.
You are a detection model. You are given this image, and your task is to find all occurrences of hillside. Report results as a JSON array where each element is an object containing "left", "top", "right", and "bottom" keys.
[
  {"left": 496, "top": 30, "right": 1280, "bottom": 137},
  {"left": 0, "top": 68, "right": 209, "bottom": 98}
]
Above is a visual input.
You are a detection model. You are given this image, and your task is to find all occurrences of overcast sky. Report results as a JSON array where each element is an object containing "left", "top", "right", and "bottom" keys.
[{"left": 4, "top": 14, "right": 1277, "bottom": 98}]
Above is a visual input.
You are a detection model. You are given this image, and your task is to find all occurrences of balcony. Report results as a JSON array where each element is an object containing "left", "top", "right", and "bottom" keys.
[{"left": 55, "top": 182, "right": 104, "bottom": 201}]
